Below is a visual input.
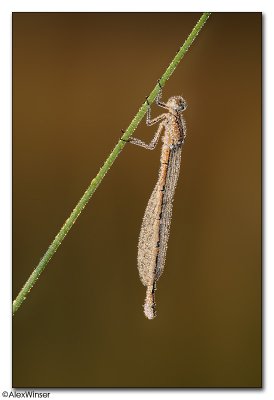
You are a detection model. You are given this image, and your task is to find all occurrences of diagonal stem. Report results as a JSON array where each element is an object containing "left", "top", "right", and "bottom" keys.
[{"left": 13, "top": 12, "right": 211, "bottom": 315}]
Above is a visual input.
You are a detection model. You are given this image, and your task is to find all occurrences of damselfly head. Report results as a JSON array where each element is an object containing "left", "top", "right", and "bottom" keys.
[{"left": 167, "top": 96, "right": 187, "bottom": 113}]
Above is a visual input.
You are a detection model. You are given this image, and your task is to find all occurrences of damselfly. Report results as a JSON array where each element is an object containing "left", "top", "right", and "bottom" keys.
[{"left": 128, "top": 87, "right": 187, "bottom": 319}]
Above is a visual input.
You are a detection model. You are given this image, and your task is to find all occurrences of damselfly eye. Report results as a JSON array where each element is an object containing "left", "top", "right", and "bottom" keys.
[{"left": 177, "top": 100, "right": 185, "bottom": 111}]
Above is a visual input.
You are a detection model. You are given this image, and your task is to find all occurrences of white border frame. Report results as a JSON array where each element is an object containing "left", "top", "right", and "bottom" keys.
[{"left": 1, "top": 1, "right": 272, "bottom": 399}]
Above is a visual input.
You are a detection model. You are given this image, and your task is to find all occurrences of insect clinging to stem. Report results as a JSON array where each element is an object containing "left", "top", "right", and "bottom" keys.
[{"left": 126, "top": 82, "right": 187, "bottom": 319}]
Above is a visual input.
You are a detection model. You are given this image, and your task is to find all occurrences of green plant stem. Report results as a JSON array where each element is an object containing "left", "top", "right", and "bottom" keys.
[{"left": 13, "top": 12, "right": 211, "bottom": 315}]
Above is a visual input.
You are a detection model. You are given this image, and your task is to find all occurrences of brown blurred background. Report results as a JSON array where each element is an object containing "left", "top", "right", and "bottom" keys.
[{"left": 12, "top": 13, "right": 261, "bottom": 388}]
